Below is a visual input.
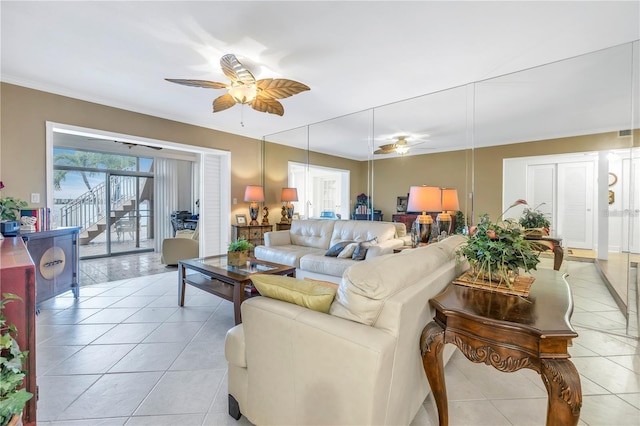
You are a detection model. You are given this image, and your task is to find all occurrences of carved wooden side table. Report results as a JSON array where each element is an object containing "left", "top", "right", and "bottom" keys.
[{"left": 421, "top": 269, "right": 581, "bottom": 426}]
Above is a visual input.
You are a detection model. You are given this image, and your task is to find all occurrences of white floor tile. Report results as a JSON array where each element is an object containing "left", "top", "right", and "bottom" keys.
[{"left": 35, "top": 259, "right": 640, "bottom": 425}]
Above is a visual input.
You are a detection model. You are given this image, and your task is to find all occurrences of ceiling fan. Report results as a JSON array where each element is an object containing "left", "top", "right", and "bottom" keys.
[
  {"left": 166, "top": 54, "right": 310, "bottom": 116},
  {"left": 114, "top": 141, "right": 163, "bottom": 150},
  {"left": 374, "top": 136, "right": 412, "bottom": 155},
  {"left": 88, "top": 138, "right": 163, "bottom": 150}
]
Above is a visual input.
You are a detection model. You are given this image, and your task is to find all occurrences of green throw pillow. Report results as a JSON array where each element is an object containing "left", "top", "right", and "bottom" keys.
[{"left": 251, "top": 274, "right": 337, "bottom": 313}]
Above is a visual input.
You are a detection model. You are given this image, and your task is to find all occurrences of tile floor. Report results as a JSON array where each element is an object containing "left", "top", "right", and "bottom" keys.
[{"left": 35, "top": 255, "right": 639, "bottom": 425}]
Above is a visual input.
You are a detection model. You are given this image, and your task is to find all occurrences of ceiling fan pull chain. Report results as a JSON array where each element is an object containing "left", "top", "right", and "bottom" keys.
[{"left": 240, "top": 104, "right": 245, "bottom": 127}]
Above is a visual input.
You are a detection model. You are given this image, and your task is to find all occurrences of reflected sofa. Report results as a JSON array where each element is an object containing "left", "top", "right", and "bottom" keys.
[
  {"left": 225, "top": 235, "right": 467, "bottom": 425},
  {"left": 254, "top": 219, "right": 410, "bottom": 283}
]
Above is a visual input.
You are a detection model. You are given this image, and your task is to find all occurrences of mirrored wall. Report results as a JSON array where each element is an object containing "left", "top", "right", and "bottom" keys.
[{"left": 263, "top": 41, "right": 639, "bottom": 338}]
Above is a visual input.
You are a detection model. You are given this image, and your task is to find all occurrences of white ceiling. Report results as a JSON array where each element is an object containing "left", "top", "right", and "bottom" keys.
[{"left": 1, "top": 1, "right": 639, "bottom": 160}]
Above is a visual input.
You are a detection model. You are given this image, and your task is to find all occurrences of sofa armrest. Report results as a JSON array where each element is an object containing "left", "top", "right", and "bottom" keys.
[
  {"left": 264, "top": 230, "right": 291, "bottom": 246},
  {"left": 161, "top": 238, "right": 199, "bottom": 265},
  {"left": 365, "top": 238, "right": 403, "bottom": 259},
  {"left": 237, "top": 296, "right": 396, "bottom": 424}
]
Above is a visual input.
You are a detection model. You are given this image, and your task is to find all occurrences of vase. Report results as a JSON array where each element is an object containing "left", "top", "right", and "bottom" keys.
[{"left": 227, "top": 250, "right": 248, "bottom": 267}]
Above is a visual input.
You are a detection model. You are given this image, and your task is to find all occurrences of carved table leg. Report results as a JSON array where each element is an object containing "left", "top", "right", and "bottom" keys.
[
  {"left": 420, "top": 321, "right": 448, "bottom": 426},
  {"left": 540, "top": 359, "right": 582, "bottom": 426}
]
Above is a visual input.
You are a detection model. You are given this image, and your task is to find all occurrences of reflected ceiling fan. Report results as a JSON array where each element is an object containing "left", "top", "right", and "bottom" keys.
[
  {"left": 166, "top": 54, "right": 310, "bottom": 116},
  {"left": 88, "top": 138, "right": 162, "bottom": 150},
  {"left": 374, "top": 136, "right": 430, "bottom": 155}
]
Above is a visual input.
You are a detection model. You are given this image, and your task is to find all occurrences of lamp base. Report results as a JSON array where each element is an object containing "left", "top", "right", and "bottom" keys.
[
  {"left": 249, "top": 204, "right": 259, "bottom": 226},
  {"left": 412, "top": 214, "right": 433, "bottom": 245}
]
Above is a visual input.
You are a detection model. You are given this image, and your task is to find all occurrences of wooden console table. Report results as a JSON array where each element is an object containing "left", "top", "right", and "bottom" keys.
[{"left": 421, "top": 269, "right": 581, "bottom": 426}]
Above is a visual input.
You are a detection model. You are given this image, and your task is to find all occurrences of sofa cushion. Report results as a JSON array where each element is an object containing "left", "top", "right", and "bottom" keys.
[
  {"left": 251, "top": 274, "right": 337, "bottom": 313},
  {"left": 330, "top": 235, "right": 467, "bottom": 325},
  {"left": 325, "top": 240, "right": 355, "bottom": 257},
  {"left": 290, "top": 219, "right": 336, "bottom": 249},
  {"left": 254, "top": 245, "right": 325, "bottom": 268},
  {"left": 351, "top": 238, "right": 378, "bottom": 261},
  {"left": 299, "top": 253, "right": 358, "bottom": 278},
  {"left": 329, "top": 221, "right": 397, "bottom": 247}
]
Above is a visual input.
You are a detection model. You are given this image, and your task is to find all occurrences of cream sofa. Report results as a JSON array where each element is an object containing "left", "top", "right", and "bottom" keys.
[
  {"left": 225, "top": 235, "right": 467, "bottom": 425},
  {"left": 254, "top": 219, "right": 409, "bottom": 283}
]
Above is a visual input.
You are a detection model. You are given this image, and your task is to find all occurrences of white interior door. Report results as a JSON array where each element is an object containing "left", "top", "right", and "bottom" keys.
[
  {"left": 526, "top": 164, "right": 556, "bottom": 231},
  {"left": 557, "top": 161, "right": 595, "bottom": 249}
]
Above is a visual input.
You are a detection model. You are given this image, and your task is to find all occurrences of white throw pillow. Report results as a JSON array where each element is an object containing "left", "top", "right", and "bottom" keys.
[{"left": 337, "top": 242, "right": 358, "bottom": 258}]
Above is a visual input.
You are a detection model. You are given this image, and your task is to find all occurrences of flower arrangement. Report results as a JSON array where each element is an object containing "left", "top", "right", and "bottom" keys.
[
  {"left": 0, "top": 182, "right": 28, "bottom": 222},
  {"left": 519, "top": 203, "right": 551, "bottom": 233},
  {"left": 457, "top": 200, "right": 540, "bottom": 285}
]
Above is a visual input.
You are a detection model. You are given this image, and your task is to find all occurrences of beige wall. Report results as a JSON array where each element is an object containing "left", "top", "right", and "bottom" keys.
[
  {"left": 2, "top": 83, "right": 637, "bottom": 228},
  {"left": 0, "top": 83, "right": 262, "bottom": 220},
  {"left": 371, "top": 130, "right": 638, "bottom": 225}
]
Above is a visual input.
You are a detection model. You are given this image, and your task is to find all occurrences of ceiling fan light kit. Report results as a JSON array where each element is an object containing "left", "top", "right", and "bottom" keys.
[{"left": 167, "top": 54, "right": 310, "bottom": 117}]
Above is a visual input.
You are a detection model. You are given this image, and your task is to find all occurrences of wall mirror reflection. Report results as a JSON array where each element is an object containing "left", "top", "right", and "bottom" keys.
[{"left": 263, "top": 41, "right": 638, "bottom": 338}]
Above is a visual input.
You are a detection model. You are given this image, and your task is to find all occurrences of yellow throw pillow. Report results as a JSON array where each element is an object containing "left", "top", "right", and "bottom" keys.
[
  {"left": 251, "top": 274, "right": 337, "bottom": 313},
  {"left": 303, "top": 277, "right": 339, "bottom": 291}
]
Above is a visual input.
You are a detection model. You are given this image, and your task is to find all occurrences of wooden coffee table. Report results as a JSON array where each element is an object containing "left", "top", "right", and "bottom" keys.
[{"left": 178, "top": 255, "right": 296, "bottom": 325}]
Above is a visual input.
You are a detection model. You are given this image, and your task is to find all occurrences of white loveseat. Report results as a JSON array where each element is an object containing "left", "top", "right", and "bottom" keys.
[
  {"left": 254, "top": 219, "right": 409, "bottom": 283},
  {"left": 225, "top": 235, "right": 467, "bottom": 425}
]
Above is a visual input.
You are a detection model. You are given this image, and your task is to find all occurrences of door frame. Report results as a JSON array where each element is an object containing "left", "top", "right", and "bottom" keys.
[{"left": 46, "top": 122, "right": 231, "bottom": 256}]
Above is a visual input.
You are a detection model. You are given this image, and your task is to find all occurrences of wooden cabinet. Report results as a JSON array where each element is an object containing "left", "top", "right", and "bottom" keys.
[
  {"left": 276, "top": 222, "right": 291, "bottom": 231},
  {"left": 231, "top": 225, "right": 272, "bottom": 255},
  {"left": 0, "top": 237, "right": 37, "bottom": 426},
  {"left": 392, "top": 214, "right": 420, "bottom": 232},
  {"left": 21, "top": 227, "right": 81, "bottom": 305}
]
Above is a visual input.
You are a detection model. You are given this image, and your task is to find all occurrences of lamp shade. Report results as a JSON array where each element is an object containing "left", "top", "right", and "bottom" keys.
[
  {"left": 244, "top": 185, "right": 265, "bottom": 202},
  {"left": 441, "top": 188, "right": 459, "bottom": 211},
  {"left": 407, "top": 186, "right": 442, "bottom": 213},
  {"left": 281, "top": 187, "right": 299, "bottom": 202}
]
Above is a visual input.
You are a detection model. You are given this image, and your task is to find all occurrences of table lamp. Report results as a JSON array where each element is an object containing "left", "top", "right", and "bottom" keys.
[
  {"left": 280, "top": 187, "right": 298, "bottom": 223},
  {"left": 244, "top": 185, "right": 264, "bottom": 226},
  {"left": 436, "top": 188, "right": 459, "bottom": 236},
  {"left": 407, "top": 186, "right": 442, "bottom": 245}
]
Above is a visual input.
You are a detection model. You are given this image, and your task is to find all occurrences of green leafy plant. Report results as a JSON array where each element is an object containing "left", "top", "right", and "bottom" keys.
[
  {"left": 0, "top": 181, "right": 28, "bottom": 222},
  {"left": 453, "top": 210, "right": 466, "bottom": 234},
  {"left": 228, "top": 238, "right": 254, "bottom": 252},
  {"left": 519, "top": 203, "right": 551, "bottom": 230},
  {"left": 457, "top": 200, "right": 540, "bottom": 285},
  {"left": 1, "top": 293, "right": 33, "bottom": 426}
]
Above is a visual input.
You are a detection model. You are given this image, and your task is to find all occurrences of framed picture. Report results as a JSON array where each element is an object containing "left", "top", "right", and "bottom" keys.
[
  {"left": 235, "top": 214, "right": 247, "bottom": 225},
  {"left": 292, "top": 213, "right": 300, "bottom": 220},
  {"left": 396, "top": 195, "right": 408, "bottom": 212}
]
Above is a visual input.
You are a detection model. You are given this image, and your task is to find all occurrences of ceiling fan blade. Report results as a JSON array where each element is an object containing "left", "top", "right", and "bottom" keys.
[
  {"left": 220, "top": 54, "right": 256, "bottom": 85},
  {"left": 165, "top": 79, "right": 228, "bottom": 89},
  {"left": 250, "top": 97, "right": 284, "bottom": 116},
  {"left": 256, "top": 79, "right": 310, "bottom": 99},
  {"left": 213, "top": 94, "right": 237, "bottom": 113},
  {"left": 374, "top": 148, "right": 393, "bottom": 155}
]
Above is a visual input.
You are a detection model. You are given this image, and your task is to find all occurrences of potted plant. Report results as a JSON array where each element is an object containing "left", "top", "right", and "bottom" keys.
[
  {"left": 457, "top": 200, "right": 541, "bottom": 293},
  {"left": 227, "top": 238, "right": 253, "bottom": 267},
  {"left": 0, "top": 182, "right": 28, "bottom": 222},
  {"left": 1, "top": 293, "right": 33, "bottom": 426},
  {"left": 519, "top": 203, "right": 551, "bottom": 237}
]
